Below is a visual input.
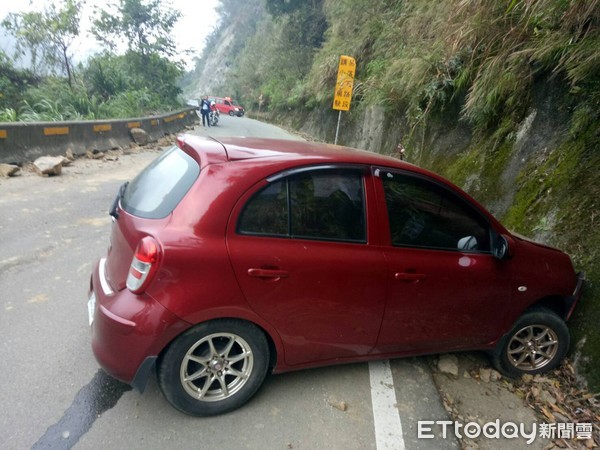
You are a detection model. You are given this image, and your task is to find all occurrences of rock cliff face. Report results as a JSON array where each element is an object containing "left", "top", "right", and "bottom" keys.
[{"left": 184, "top": 26, "right": 236, "bottom": 99}]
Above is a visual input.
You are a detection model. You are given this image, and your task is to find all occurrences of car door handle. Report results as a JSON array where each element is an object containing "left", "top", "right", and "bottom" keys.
[
  {"left": 247, "top": 268, "right": 290, "bottom": 280},
  {"left": 394, "top": 272, "right": 426, "bottom": 282}
]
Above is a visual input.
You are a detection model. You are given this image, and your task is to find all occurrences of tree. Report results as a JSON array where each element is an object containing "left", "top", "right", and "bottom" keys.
[
  {"left": 92, "top": 0, "right": 181, "bottom": 58},
  {"left": 92, "top": 0, "right": 183, "bottom": 104},
  {"left": 0, "top": 50, "right": 39, "bottom": 114},
  {"left": 2, "top": 0, "right": 82, "bottom": 87}
]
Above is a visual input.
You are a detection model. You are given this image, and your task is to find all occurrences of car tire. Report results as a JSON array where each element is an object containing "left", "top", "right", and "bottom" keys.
[
  {"left": 491, "top": 307, "right": 569, "bottom": 378},
  {"left": 157, "top": 319, "right": 269, "bottom": 416},
  {"left": 229, "top": 111, "right": 235, "bottom": 116}
]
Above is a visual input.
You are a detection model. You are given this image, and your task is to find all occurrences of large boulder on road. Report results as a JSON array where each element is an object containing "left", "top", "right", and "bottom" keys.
[
  {"left": 33, "top": 156, "right": 64, "bottom": 176},
  {"left": 130, "top": 127, "right": 149, "bottom": 146}
]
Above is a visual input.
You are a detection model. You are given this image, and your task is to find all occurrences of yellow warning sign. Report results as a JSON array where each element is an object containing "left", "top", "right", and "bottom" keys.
[{"left": 332, "top": 55, "right": 356, "bottom": 111}]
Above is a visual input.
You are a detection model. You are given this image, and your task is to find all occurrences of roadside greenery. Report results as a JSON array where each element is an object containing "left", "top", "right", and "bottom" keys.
[
  {"left": 0, "top": 0, "right": 184, "bottom": 122},
  {"left": 208, "top": 0, "right": 598, "bottom": 136}
]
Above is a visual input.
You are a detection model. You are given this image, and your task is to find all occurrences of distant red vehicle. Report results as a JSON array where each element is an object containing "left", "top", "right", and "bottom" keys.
[
  {"left": 208, "top": 96, "right": 244, "bottom": 116},
  {"left": 88, "top": 134, "right": 584, "bottom": 416}
]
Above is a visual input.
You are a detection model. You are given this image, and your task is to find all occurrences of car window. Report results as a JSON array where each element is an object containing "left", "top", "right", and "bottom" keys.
[
  {"left": 382, "top": 173, "right": 490, "bottom": 251},
  {"left": 121, "top": 146, "right": 199, "bottom": 219},
  {"left": 238, "top": 180, "right": 288, "bottom": 236},
  {"left": 238, "top": 169, "right": 366, "bottom": 243}
]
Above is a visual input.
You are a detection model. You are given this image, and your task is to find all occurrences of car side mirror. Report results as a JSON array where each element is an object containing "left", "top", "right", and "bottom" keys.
[{"left": 493, "top": 234, "right": 510, "bottom": 260}]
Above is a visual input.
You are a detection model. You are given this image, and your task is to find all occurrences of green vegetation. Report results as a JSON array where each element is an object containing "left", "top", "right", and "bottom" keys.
[
  {"left": 216, "top": 0, "right": 598, "bottom": 134},
  {"left": 0, "top": 0, "right": 184, "bottom": 122}
]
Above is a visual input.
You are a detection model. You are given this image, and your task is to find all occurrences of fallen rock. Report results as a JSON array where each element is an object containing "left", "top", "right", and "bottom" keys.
[
  {"left": 0, "top": 163, "right": 20, "bottom": 177},
  {"left": 328, "top": 400, "right": 348, "bottom": 412},
  {"left": 86, "top": 149, "right": 104, "bottom": 159},
  {"left": 104, "top": 150, "right": 120, "bottom": 161},
  {"left": 130, "top": 127, "right": 149, "bottom": 146},
  {"left": 479, "top": 368, "right": 491, "bottom": 383},
  {"left": 33, "top": 156, "right": 63, "bottom": 176},
  {"left": 522, "top": 374, "right": 534, "bottom": 383},
  {"left": 65, "top": 148, "right": 75, "bottom": 161},
  {"left": 437, "top": 354, "right": 459, "bottom": 378}
]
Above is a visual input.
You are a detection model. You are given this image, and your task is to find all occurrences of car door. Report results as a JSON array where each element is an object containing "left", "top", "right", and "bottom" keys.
[
  {"left": 227, "top": 167, "right": 388, "bottom": 366},
  {"left": 372, "top": 168, "right": 514, "bottom": 354}
]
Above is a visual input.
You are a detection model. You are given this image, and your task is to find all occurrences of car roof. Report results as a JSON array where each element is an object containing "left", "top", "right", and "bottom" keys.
[{"left": 177, "top": 133, "right": 412, "bottom": 170}]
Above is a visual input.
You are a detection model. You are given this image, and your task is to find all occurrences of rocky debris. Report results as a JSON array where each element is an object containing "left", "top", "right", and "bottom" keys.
[
  {"left": 0, "top": 163, "right": 20, "bottom": 177},
  {"left": 1, "top": 133, "right": 173, "bottom": 182},
  {"left": 478, "top": 367, "right": 502, "bottom": 383},
  {"left": 479, "top": 367, "right": 492, "bottom": 383},
  {"left": 86, "top": 149, "right": 105, "bottom": 159},
  {"left": 435, "top": 355, "right": 599, "bottom": 449},
  {"left": 328, "top": 400, "right": 348, "bottom": 412},
  {"left": 130, "top": 127, "right": 149, "bottom": 146},
  {"left": 437, "top": 354, "right": 460, "bottom": 378},
  {"left": 104, "top": 150, "right": 120, "bottom": 161},
  {"left": 33, "top": 156, "right": 64, "bottom": 176},
  {"left": 65, "top": 148, "right": 75, "bottom": 161}
]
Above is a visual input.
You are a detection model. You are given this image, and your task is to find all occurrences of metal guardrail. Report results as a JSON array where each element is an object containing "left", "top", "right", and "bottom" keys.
[{"left": 0, "top": 107, "right": 198, "bottom": 164}]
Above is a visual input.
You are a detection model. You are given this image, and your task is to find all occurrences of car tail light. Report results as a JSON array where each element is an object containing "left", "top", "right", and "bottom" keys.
[{"left": 126, "top": 236, "right": 161, "bottom": 294}]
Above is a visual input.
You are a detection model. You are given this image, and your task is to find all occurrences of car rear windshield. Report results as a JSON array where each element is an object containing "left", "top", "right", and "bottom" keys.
[{"left": 121, "top": 146, "right": 200, "bottom": 219}]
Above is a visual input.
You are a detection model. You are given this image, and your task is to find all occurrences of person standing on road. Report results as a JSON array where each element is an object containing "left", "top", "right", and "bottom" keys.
[{"left": 200, "top": 95, "right": 211, "bottom": 127}]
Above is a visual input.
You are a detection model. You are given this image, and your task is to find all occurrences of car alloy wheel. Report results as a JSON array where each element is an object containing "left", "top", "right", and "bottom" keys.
[
  {"left": 158, "top": 319, "right": 269, "bottom": 416},
  {"left": 180, "top": 332, "right": 254, "bottom": 402},
  {"left": 492, "top": 307, "right": 569, "bottom": 377},
  {"left": 505, "top": 324, "right": 558, "bottom": 371}
]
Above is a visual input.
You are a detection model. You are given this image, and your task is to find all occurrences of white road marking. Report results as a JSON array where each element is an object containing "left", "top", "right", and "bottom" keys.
[{"left": 369, "top": 360, "right": 405, "bottom": 450}]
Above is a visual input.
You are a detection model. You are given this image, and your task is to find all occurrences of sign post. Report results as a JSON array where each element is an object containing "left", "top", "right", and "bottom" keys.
[{"left": 332, "top": 55, "right": 356, "bottom": 145}]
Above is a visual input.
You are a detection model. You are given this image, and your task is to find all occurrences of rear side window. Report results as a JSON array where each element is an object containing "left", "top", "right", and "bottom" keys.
[
  {"left": 238, "top": 169, "right": 366, "bottom": 243},
  {"left": 121, "top": 146, "right": 199, "bottom": 219}
]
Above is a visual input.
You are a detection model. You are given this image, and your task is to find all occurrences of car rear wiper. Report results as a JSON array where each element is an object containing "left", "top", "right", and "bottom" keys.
[{"left": 109, "top": 181, "right": 129, "bottom": 220}]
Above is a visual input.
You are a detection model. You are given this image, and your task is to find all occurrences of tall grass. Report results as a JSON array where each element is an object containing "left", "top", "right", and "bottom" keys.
[{"left": 300, "top": 0, "right": 599, "bottom": 131}]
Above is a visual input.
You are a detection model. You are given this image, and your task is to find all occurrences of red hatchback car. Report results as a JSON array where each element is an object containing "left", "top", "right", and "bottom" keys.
[{"left": 88, "top": 134, "right": 584, "bottom": 416}]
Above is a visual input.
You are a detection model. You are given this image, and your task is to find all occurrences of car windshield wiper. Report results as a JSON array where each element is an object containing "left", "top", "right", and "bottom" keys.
[{"left": 109, "top": 181, "right": 129, "bottom": 220}]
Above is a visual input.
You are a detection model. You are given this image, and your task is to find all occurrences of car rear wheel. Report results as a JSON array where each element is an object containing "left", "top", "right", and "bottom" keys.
[
  {"left": 492, "top": 308, "right": 569, "bottom": 378},
  {"left": 158, "top": 319, "right": 269, "bottom": 416}
]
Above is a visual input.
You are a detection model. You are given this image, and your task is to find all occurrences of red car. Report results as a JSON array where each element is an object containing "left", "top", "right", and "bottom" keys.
[
  {"left": 208, "top": 96, "right": 245, "bottom": 116},
  {"left": 88, "top": 134, "right": 584, "bottom": 416}
]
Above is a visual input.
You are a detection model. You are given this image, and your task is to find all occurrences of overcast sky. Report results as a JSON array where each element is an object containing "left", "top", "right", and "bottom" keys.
[{"left": 1, "top": 0, "right": 220, "bottom": 69}]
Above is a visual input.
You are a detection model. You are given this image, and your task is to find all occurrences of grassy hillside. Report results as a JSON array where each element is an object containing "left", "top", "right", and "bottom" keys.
[{"left": 188, "top": 0, "right": 600, "bottom": 388}]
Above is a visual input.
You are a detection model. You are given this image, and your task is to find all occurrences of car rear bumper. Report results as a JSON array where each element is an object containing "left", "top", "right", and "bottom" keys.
[
  {"left": 565, "top": 271, "right": 585, "bottom": 320},
  {"left": 88, "top": 258, "right": 191, "bottom": 390}
]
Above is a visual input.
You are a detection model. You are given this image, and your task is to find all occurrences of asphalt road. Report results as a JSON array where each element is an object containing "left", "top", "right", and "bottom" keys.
[{"left": 0, "top": 114, "right": 457, "bottom": 450}]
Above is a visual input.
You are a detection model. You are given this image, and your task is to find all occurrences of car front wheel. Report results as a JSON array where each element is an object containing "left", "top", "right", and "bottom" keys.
[
  {"left": 158, "top": 319, "right": 269, "bottom": 416},
  {"left": 492, "top": 308, "right": 569, "bottom": 377}
]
